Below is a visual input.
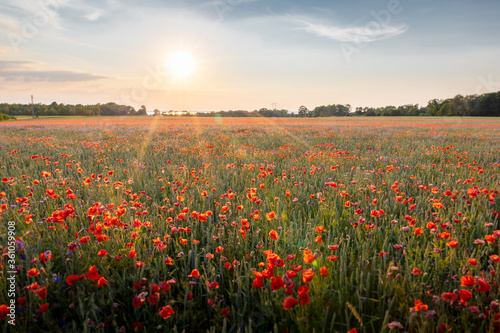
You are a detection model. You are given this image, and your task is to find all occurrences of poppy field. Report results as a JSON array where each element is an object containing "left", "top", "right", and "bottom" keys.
[{"left": 1, "top": 116, "right": 500, "bottom": 332}]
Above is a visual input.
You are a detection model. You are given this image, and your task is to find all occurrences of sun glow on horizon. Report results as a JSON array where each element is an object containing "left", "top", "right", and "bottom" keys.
[{"left": 166, "top": 51, "right": 196, "bottom": 79}]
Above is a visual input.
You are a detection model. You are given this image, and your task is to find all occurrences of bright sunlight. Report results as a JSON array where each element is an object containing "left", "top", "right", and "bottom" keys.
[{"left": 165, "top": 51, "right": 196, "bottom": 79}]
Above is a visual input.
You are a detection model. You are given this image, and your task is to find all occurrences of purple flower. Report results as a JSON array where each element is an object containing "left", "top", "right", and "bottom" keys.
[{"left": 387, "top": 322, "right": 403, "bottom": 329}]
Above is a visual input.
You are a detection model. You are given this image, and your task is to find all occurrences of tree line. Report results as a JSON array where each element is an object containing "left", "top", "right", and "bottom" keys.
[
  {"left": 0, "top": 91, "right": 498, "bottom": 118},
  {"left": 194, "top": 109, "right": 291, "bottom": 117},
  {"left": 352, "top": 91, "right": 499, "bottom": 117},
  {"left": 0, "top": 102, "right": 146, "bottom": 117}
]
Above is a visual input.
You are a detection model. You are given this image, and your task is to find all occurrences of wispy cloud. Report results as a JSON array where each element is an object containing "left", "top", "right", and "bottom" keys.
[
  {"left": 0, "top": 60, "right": 107, "bottom": 82},
  {"left": 0, "top": 60, "right": 32, "bottom": 70},
  {"left": 84, "top": 10, "right": 104, "bottom": 21},
  {"left": 296, "top": 18, "right": 408, "bottom": 44},
  {"left": 2, "top": 70, "right": 107, "bottom": 82}
]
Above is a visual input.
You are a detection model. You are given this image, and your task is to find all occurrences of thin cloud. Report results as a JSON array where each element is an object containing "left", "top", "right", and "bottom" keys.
[
  {"left": 0, "top": 60, "right": 32, "bottom": 70},
  {"left": 296, "top": 18, "right": 408, "bottom": 44},
  {"left": 2, "top": 71, "right": 107, "bottom": 82},
  {"left": 85, "top": 10, "right": 104, "bottom": 21},
  {"left": 0, "top": 60, "right": 107, "bottom": 82}
]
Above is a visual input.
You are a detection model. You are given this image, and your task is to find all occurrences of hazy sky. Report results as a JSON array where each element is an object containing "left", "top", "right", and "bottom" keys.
[{"left": 1, "top": 0, "right": 500, "bottom": 111}]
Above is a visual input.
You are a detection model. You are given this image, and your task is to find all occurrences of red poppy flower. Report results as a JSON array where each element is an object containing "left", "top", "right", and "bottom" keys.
[
  {"left": 462, "top": 259, "right": 475, "bottom": 268},
  {"left": 39, "top": 303, "right": 49, "bottom": 313},
  {"left": 441, "top": 292, "right": 458, "bottom": 302},
  {"left": 36, "top": 286, "right": 48, "bottom": 300},
  {"left": 271, "top": 276, "right": 285, "bottom": 291},
  {"left": 208, "top": 281, "right": 219, "bottom": 289},
  {"left": 80, "top": 236, "right": 90, "bottom": 244},
  {"left": 269, "top": 230, "right": 279, "bottom": 240},
  {"left": 28, "top": 268, "right": 40, "bottom": 278},
  {"left": 159, "top": 306, "right": 175, "bottom": 319},
  {"left": 266, "top": 211, "right": 276, "bottom": 220},
  {"left": 66, "top": 275, "right": 83, "bottom": 286},
  {"left": 315, "top": 226, "right": 326, "bottom": 233},
  {"left": 282, "top": 297, "right": 299, "bottom": 310},
  {"left": 221, "top": 307, "right": 231, "bottom": 317},
  {"left": 413, "top": 299, "right": 428, "bottom": 312},
  {"left": 188, "top": 269, "right": 200, "bottom": 278},
  {"left": 302, "top": 269, "right": 314, "bottom": 283},
  {"left": 485, "top": 235, "right": 496, "bottom": 243},
  {"left": 459, "top": 289, "right": 472, "bottom": 302},
  {"left": 298, "top": 290, "right": 310, "bottom": 306},
  {"left": 477, "top": 278, "right": 491, "bottom": 292},
  {"left": 97, "top": 277, "right": 109, "bottom": 288},
  {"left": 84, "top": 266, "right": 101, "bottom": 281},
  {"left": 303, "top": 250, "right": 315, "bottom": 264},
  {"left": 132, "top": 296, "right": 145, "bottom": 309},
  {"left": 461, "top": 275, "right": 476, "bottom": 287},
  {"left": 252, "top": 278, "right": 264, "bottom": 288},
  {"left": 131, "top": 322, "right": 143, "bottom": 331}
]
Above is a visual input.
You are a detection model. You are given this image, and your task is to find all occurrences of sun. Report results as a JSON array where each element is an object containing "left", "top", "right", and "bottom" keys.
[{"left": 166, "top": 51, "right": 196, "bottom": 79}]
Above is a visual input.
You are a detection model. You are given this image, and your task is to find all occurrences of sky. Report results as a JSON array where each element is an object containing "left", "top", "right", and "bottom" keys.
[{"left": 1, "top": 0, "right": 500, "bottom": 112}]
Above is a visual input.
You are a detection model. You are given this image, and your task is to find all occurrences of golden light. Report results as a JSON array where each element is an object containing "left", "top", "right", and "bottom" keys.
[{"left": 165, "top": 51, "right": 196, "bottom": 79}]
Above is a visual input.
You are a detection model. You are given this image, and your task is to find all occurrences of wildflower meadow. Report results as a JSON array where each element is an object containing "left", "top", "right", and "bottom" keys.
[{"left": 1, "top": 116, "right": 499, "bottom": 332}]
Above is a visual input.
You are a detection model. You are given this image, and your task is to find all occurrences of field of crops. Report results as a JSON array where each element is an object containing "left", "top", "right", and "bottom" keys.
[{"left": 1, "top": 117, "right": 499, "bottom": 332}]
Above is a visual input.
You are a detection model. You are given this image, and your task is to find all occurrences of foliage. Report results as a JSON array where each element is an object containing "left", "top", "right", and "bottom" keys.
[
  {"left": 0, "top": 102, "right": 136, "bottom": 117},
  {"left": 2, "top": 91, "right": 498, "bottom": 119},
  {"left": 0, "top": 113, "right": 15, "bottom": 121}
]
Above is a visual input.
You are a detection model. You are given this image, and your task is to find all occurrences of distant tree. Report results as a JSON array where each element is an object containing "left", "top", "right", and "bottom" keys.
[
  {"left": 89, "top": 104, "right": 101, "bottom": 116},
  {"left": 344, "top": 104, "right": 351, "bottom": 115},
  {"left": 298, "top": 105, "right": 308, "bottom": 117},
  {"left": 138, "top": 105, "right": 147, "bottom": 116},
  {"left": 447, "top": 95, "right": 465, "bottom": 116},
  {"left": 473, "top": 92, "right": 500, "bottom": 116},
  {"left": 390, "top": 108, "right": 402, "bottom": 116},
  {"left": 153, "top": 109, "right": 160, "bottom": 116},
  {"left": 427, "top": 99, "right": 443, "bottom": 116},
  {"left": 354, "top": 107, "right": 366, "bottom": 116},
  {"left": 436, "top": 103, "right": 449, "bottom": 117}
]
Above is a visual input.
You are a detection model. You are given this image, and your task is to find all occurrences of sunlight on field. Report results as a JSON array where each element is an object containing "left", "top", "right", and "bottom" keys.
[{"left": 0, "top": 118, "right": 499, "bottom": 332}]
